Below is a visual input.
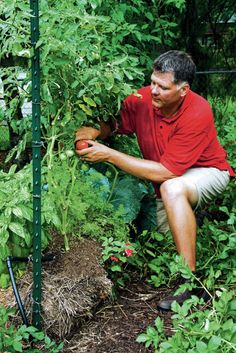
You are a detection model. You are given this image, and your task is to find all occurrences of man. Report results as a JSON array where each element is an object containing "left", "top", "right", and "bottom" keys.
[{"left": 75, "top": 50, "right": 235, "bottom": 311}]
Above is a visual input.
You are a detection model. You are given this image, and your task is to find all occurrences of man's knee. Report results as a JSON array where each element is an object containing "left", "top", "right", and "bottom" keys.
[
  {"left": 160, "top": 179, "right": 185, "bottom": 200},
  {"left": 160, "top": 178, "right": 198, "bottom": 205}
]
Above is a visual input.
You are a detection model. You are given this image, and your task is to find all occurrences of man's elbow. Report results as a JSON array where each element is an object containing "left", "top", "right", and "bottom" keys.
[{"left": 149, "top": 164, "right": 178, "bottom": 183}]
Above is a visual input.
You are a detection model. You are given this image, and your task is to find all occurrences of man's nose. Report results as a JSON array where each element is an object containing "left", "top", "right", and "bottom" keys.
[{"left": 151, "top": 85, "right": 159, "bottom": 94}]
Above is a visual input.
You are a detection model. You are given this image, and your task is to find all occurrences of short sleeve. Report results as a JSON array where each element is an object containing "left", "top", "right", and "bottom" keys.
[
  {"left": 160, "top": 111, "right": 213, "bottom": 175},
  {"left": 116, "top": 95, "right": 136, "bottom": 134}
]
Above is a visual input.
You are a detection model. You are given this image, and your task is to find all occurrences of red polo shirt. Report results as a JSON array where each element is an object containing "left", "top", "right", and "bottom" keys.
[{"left": 117, "top": 86, "right": 235, "bottom": 194}]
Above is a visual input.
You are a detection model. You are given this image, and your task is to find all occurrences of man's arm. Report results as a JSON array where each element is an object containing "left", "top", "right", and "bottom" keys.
[
  {"left": 108, "top": 148, "right": 176, "bottom": 183},
  {"left": 76, "top": 140, "right": 177, "bottom": 183}
]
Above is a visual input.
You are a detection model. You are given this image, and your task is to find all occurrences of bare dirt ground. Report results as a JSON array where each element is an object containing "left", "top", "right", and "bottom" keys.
[{"left": 60, "top": 280, "right": 173, "bottom": 353}]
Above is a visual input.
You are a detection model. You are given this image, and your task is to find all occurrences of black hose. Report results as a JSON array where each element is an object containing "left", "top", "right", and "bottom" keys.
[
  {"left": 6, "top": 254, "right": 56, "bottom": 326},
  {"left": 6, "top": 256, "right": 29, "bottom": 326}
]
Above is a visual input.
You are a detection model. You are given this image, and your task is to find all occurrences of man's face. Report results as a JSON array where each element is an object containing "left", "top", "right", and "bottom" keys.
[{"left": 150, "top": 71, "right": 188, "bottom": 114}]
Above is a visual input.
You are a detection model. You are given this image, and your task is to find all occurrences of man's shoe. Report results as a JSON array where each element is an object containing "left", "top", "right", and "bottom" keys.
[
  {"left": 157, "top": 279, "right": 210, "bottom": 312},
  {"left": 157, "top": 288, "right": 192, "bottom": 311}
]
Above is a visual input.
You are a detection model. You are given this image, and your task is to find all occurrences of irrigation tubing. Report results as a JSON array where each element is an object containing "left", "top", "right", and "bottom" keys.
[
  {"left": 6, "top": 254, "right": 55, "bottom": 327},
  {"left": 7, "top": 257, "right": 30, "bottom": 326}
]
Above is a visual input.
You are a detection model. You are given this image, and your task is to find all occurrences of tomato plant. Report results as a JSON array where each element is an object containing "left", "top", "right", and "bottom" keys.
[{"left": 0, "top": 0, "right": 186, "bottom": 162}]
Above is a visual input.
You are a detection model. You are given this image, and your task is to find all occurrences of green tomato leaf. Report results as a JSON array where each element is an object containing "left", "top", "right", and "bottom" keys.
[
  {"left": 79, "top": 104, "right": 93, "bottom": 116},
  {"left": 83, "top": 96, "right": 97, "bottom": 107}
]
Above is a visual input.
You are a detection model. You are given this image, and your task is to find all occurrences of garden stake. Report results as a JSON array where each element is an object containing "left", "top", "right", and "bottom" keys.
[{"left": 30, "top": 0, "right": 42, "bottom": 330}]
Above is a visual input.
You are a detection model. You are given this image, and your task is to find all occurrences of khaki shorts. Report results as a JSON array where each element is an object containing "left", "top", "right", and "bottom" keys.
[{"left": 156, "top": 167, "right": 230, "bottom": 233}]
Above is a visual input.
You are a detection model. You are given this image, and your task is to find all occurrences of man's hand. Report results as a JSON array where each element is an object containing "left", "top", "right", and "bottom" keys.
[
  {"left": 75, "top": 140, "right": 111, "bottom": 163},
  {"left": 75, "top": 126, "right": 101, "bottom": 143}
]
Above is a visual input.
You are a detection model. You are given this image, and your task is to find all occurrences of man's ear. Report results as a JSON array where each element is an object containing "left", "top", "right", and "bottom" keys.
[{"left": 180, "top": 83, "right": 190, "bottom": 97}]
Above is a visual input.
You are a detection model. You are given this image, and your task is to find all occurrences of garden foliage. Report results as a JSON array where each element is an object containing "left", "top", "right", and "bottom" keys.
[
  {"left": 0, "top": 0, "right": 235, "bottom": 352},
  {"left": 0, "top": 306, "right": 63, "bottom": 352},
  {"left": 0, "top": 0, "right": 185, "bottom": 157}
]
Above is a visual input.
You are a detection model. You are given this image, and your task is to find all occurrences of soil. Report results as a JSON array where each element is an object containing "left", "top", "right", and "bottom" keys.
[
  {"left": 52, "top": 236, "right": 173, "bottom": 353},
  {"left": 60, "top": 280, "right": 173, "bottom": 353}
]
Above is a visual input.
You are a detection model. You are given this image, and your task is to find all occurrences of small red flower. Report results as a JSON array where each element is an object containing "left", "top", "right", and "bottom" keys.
[
  {"left": 110, "top": 256, "right": 119, "bottom": 262},
  {"left": 124, "top": 248, "right": 134, "bottom": 257},
  {"left": 124, "top": 243, "right": 134, "bottom": 257}
]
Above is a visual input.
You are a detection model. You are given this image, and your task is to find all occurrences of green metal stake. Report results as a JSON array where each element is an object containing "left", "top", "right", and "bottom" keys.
[{"left": 30, "top": 0, "right": 42, "bottom": 330}]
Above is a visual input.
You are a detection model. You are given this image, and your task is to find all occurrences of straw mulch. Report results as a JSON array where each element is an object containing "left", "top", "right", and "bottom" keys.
[{"left": 7, "top": 237, "right": 113, "bottom": 339}]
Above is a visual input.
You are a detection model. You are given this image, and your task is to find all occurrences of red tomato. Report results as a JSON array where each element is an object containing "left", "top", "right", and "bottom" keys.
[{"left": 76, "top": 140, "right": 89, "bottom": 150}]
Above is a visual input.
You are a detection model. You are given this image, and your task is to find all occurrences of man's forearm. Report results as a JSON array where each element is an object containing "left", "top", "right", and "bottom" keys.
[
  {"left": 107, "top": 149, "right": 176, "bottom": 183},
  {"left": 76, "top": 139, "right": 176, "bottom": 182}
]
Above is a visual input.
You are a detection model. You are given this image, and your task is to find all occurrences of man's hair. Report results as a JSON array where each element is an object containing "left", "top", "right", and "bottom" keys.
[{"left": 153, "top": 50, "right": 196, "bottom": 86}]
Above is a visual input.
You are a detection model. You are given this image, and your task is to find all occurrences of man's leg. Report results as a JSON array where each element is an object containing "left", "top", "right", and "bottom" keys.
[
  {"left": 156, "top": 168, "right": 230, "bottom": 311},
  {"left": 160, "top": 177, "right": 198, "bottom": 271}
]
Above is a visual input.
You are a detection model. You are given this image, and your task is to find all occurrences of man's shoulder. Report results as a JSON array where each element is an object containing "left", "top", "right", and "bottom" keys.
[
  {"left": 128, "top": 86, "right": 151, "bottom": 101},
  {"left": 183, "top": 90, "right": 212, "bottom": 119},
  {"left": 179, "top": 91, "right": 214, "bottom": 129},
  {"left": 188, "top": 90, "right": 211, "bottom": 109},
  {"left": 124, "top": 86, "right": 151, "bottom": 108}
]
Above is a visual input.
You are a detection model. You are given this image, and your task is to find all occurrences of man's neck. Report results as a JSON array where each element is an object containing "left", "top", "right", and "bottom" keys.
[{"left": 161, "top": 98, "right": 184, "bottom": 117}]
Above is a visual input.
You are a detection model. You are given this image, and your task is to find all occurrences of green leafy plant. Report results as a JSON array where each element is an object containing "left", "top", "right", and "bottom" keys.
[
  {"left": 0, "top": 164, "right": 60, "bottom": 288},
  {"left": 210, "top": 96, "right": 236, "bottom": 169},
  {"left": 0, "top": 306, "right": 63, "bottom": 352},
  {"left": 136, "top": 316, "right": 167, "bottom": 350},
  {"left": 0, "top": 2, "right": 235, "bottom": 352},
  {"left": 42, "top": 153, "right": 132, "bottom": 251},
  {"left": 135, "top": 177, "right": 236, "bottom": 352},
  {"left": 137, "top": 290, "right": 236, "bottom": 352},
  {"left": 101, "top": 236, "right": 136, "bottom": 286},
  {"left": 0, "top": 0, "right": 185, "bottom": 162}
]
